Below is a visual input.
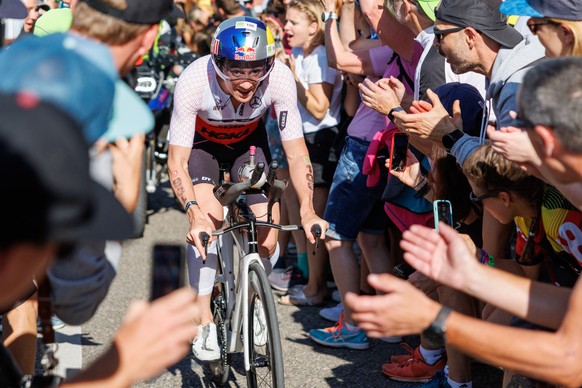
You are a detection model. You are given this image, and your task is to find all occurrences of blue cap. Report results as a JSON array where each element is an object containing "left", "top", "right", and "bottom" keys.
[
  {"left": 0, "top": 33, "right": 154, "bottom": 144},
  {"left": 500, "top": 0, "right": 582, "bottom": 20},
  {"left": 0, "top": 34, "right": 115, "bottom": 144}
]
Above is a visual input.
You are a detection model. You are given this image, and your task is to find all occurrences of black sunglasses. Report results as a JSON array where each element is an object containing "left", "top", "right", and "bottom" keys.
[
  {"left": 433, "top": 26, "right": 465, "bottom": 44},
  {"left": 527, "top": 20, "right": 560, "bottom": 34},
  {"left": 469, "top": 190, "right": 500, "bottom": 203}
]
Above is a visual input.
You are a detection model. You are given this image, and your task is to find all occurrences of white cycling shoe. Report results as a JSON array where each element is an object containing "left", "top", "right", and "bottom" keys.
[
  {"left": 192, "top": 323, "right": 221, "bottom": 361},
  {"left": 253, "top": 299, "right": 268, "bottom": 347}
]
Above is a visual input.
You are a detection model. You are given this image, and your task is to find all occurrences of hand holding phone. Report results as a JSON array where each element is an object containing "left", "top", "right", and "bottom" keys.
[
  {"left": 389, "top": 133, "right": 409, "bottom": 172},
  {"left": 151, "top": 244, "right": 185, "bottom": 300},
  {"left": 433, "top": 200, "right": 453, "bottom": 232}
]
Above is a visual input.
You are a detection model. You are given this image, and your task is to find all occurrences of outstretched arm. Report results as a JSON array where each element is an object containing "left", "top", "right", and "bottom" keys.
[
  {"left": 63, "top": 289, "right": 199, "bottom": 387},
  {"left": 401, "top": 223, "right": 572, "bottom": 329},
  {"left": 346, "top": 272, "right": 582, "bottom": 387}
]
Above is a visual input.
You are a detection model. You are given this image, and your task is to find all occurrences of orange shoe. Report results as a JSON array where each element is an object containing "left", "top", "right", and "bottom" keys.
[{"left": 382, "top": 346, "right": 446, "bottom": 382}]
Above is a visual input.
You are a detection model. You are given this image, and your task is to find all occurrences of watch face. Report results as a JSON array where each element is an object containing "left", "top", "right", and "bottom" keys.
[{"left": 422, "top": 326, "right": 446, "bottom": 348}]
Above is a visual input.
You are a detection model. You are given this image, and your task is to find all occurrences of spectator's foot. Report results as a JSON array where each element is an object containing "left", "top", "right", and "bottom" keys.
[
  {"left": 37, "top": 315, "right": 66, "bottom": 331},
  {"left": 278, "top": 286, "right": 325, "bottom": 306},
  {"left": 390, "top": 343, "right": 417, "bottom": 363},
  {"left": 382, "top": 346, "right": 446, "bottom": 382},
  {"left": 416, "top": 371, "right": 452, "bottom": 387},
  {"left": 192, "top": 323, "right": 220, "bottom": 361},
  {"left": 319, "top": 302, "right": 343, "bottom": 322},
  {"left": 268, "top": 266, "right": 305, "bottom": 293},
  {"left": 309, "top": 315, "right": 369, "bottom": 350}
]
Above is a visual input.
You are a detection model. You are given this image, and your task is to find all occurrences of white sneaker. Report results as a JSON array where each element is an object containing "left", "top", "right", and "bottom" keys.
[
  {"left": 192, "top": 323, "right": 220, "bottom": 361},
  {"left": 319, "top": 303, "right": 343, "bottom": 322},
  {"left": 253, "top": 299, "right": 268, "bottom": 346}
]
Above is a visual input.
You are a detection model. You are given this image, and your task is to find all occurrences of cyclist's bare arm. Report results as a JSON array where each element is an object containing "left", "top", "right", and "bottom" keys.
[
  {"left": 167, "top": 144, "right": 213, "bottom": 256},
  {"left": 281, "top": 138, "right": 328, "bottom": 242}
]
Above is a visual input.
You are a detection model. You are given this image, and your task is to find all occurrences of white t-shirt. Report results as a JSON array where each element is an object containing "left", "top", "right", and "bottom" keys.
[{"left": 292, "top": 45, "right": 342, "bottom": 134}]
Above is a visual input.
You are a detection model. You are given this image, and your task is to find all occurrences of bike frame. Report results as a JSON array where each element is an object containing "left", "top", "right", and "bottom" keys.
[{"left": 215, "top": 202, "right": 265, "bottom": 373}]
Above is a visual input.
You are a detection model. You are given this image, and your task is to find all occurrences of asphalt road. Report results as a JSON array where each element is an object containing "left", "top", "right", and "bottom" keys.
[{"left": 77, "top": 181, "right": 503, "bottom": 387}]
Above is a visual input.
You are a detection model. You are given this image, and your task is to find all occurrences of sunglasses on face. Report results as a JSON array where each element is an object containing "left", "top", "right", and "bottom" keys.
[
  {"left": 527, "top": 19, "right": 560, "bottom": 34},
  {"left": 469, "top": 190, "right": 500, "bottom": 203},
  {"left": 433, "top": 26, "right": 464, "bottom": 44}
]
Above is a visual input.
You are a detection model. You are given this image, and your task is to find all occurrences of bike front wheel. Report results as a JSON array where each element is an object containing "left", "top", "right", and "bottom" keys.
[{"left": 246, "top": 262, "right": 285, "bottom": 388}]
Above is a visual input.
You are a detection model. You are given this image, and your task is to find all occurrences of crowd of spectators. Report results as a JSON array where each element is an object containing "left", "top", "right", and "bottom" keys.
[{"left": 2, "top": 0, "right": 582, "bottom": 386}]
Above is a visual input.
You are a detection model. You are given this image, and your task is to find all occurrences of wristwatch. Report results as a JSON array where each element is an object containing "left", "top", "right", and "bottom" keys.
[
  {"left": 441, "top": 129, "right": 464, "bottom": 152},
  {"left": 321, "top": 11, "right": 338, "bottom": 22},
  {"left": 387, "top": 106, "right": 404, "bottom": 122},
  {"left": 421, "top": 306, "right": 451, "bottom": 348}
]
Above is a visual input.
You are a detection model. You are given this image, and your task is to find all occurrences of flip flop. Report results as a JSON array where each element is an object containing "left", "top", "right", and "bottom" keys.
[{"left": 278, "top": 287, "right": 324, "bottom": 306}]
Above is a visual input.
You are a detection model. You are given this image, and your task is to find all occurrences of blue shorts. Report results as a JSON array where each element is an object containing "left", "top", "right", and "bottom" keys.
[{"left": 324, "top": 136, "right": 389, "bottom": 240}]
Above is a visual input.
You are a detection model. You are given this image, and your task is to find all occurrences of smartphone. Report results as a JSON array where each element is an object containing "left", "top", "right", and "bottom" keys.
[
  {"left": 151, "top": 244, "right": 185, "bottom": 300},
  {"left": 389, "top": 133, "right": 409, "bottom": 172},
  {"left": 433, "top": 200, "right": 453, "bottom": 232},
  {"left": 393, "top": 262, "right": 415, "bottom": 280}
]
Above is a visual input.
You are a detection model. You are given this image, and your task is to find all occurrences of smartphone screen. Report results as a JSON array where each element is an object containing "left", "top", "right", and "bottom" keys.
[
  {"left": 433, "top": 200, "right": 453, "bottom": 232},
  {"left": 151, "top": 244, "right": 185, "bottom": 301},
  {"left": 390, "top": 133, "right": 409, "bottom": 172}
]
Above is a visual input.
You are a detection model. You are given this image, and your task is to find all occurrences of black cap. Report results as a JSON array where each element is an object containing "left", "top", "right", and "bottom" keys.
[
  {"left": 0, "top": 92, "right": 134, "bottom": 246},
  {"left": 436, "top": 0, "right": 523, "bottom": 48},
  {"left": 81, "top": 0, "right": 183, "bottom": 24}
]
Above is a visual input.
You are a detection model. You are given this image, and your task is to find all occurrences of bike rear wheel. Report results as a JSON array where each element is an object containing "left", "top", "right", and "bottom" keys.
[
  {"left": 209, "top": 284, "right": 230, "bottom": 386},
  {"left": 246, "top": 262, "right": 285, "bottom": 388}
]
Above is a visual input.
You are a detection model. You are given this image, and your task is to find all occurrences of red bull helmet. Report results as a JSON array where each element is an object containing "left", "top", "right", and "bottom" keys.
[{"left": 211, "top": 16, "right": 276, "bottom": 82}]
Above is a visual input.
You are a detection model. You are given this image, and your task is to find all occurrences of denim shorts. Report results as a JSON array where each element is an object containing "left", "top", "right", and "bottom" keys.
[{"left": 323, "top": 136, "right": 389, "bottom": 240}]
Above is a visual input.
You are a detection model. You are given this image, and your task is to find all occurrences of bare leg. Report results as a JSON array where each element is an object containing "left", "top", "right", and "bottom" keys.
[
  {"left": 2, "top": 294, "right": 38, "bottom": 374},
  {"left": 359, "top": 232, "right": 393, "bottom": 283},
  {"left": 302, "top": 187, "right": 330, "bottom": 301},
  {"left": 326, "top": 237, "right": 359, "bottom": 325},
  {"left": 438, "top": 286, "right": 478, "bottom": 384}
]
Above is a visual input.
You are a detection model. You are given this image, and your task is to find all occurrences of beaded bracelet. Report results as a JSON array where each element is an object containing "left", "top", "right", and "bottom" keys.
[
  {"left": 184, "top": 200, "right": 199, "bottom": 213},
  {"left": 479, "top": 248, "right": 495, "bottom": 267}
]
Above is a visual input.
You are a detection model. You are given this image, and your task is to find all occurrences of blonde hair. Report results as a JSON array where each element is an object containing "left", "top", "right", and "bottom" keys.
[
  {"left": 287, "top": 0, "right": 325, "bottom": 47},
  {"left": 71, "top": 0, "right": 150, "bottom": 45},
  {"left": 547, "top": 18, "right": 582, "bottom": 56}
]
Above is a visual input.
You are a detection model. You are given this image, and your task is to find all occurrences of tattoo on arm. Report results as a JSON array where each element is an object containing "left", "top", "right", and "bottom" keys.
[
  {"left": 306, "top": 163, "right": 314, "bottom": 192},
  {"left": 171, "top": 175, "right": 187, "bottom": 205}
]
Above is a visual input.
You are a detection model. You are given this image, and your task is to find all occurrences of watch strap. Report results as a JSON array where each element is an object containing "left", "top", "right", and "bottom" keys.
[
  {"left": 442, "top": 129, "right": 464, "bottom": 151},
  {"left": 388, "top": 106, "right": 404, "bottom": 122}
]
